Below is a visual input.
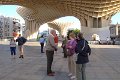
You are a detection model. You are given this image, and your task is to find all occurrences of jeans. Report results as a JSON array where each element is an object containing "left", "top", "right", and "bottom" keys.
[
  {"left": 10, "top": 47, "right": 16, "bottom": 55},
  {"left": 76, "top": 64, "right": 86, "bottom": 80}
]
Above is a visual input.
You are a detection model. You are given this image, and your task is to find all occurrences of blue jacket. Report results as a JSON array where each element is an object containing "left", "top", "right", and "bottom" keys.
[{"left": 75, "top": 39, "right": 91, "bottom": 64}]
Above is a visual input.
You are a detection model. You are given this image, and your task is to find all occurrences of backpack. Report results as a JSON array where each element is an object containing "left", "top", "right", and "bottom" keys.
[
  {"left": 16, "top": 37, "right": 27, "bottom": 45},
  {"left": 22, "top": 37, "right": 27, "bottom": 44},
  {"left": 76, "top": 40, "right": 91, "bottom": 57},
  {"left": 66, "top": 40, "right": 77, "bottom": 56},
  {"left": 82, "top": 42, "right": 91, "bottom": 56}
]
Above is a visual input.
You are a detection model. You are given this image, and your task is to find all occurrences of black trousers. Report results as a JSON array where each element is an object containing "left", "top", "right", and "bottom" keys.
[
  {"left": 46, "top": 50, "right": 54, "bottom": 74},
  {"left": 40, "top": 43, "right": 44, "bottom": 52},
  {"left": 63, "top": 47, "right": 67, "bottom": 58}
]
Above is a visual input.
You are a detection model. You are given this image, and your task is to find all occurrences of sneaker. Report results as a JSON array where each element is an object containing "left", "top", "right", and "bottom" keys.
[
  {"left": 47, "top": 73, "right": 55, "bottom": 76},
  {"left": 70, "top": 76, "right": 76, "bottom": 80},
  {"left": 68, "top": 73, "right": 72, "bottom": 77},
  {"left": 21, "top": 55, "right": 24, "bottom": 58},
  {"left": 19, "top": 55, "right": 22, "bottom": 58}
]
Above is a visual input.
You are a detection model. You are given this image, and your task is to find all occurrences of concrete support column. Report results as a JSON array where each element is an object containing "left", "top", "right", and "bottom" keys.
[
  {"left": 80, "top": 18, "right": 87, "bottom": 27},
  {"left": 30, "top": 21, "right": 32, "bottom": 34},
  {"left": 61, "top": 26, "right": 68, "bottom": 37},
  {"left": 24, "top": 20, "right": 30, "bottom": 39},
  {"left": 101, "top": 17, "right": 110, "bottom": 27},
  {"left": 93, "top": 17, "right": 102, "bottom": 28},
  {"left": 88, "top": 17, "right": 110, "bottom": 28},
  {"left": 28, "top": 21, "right": 38, "bottom": 39},
  {"left": 35, "top": 23, "right": 40, "bottom": 32}
]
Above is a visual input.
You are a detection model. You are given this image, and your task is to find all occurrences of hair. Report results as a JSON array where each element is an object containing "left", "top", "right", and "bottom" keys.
[
  {"left": 50, "top": 29, "right": 56, "bottom": 36},
  {"left": 77, "top": 32, "right": 84, "bottom": 39},
  {"left": 69, "top": 32, "right": 75, "bottom": 39},
  {"left": 19, "top": 34, "right": 21, "bottom": 36},
  {"left": 11, "top": 38, "right": 15, "bottom": 42},
  {"left": 50, "top": 29, "right": 55, "bottom": 33},
  {"left": 41, "top": 35, "right": 44, "bottom": 37}
]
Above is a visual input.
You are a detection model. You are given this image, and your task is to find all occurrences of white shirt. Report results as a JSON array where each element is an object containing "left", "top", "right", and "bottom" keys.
[
  {"left": 39, "top": 37, "right": 45, "bottom": 43},
  {"left": 10, "top": 41, "right": 16, "bottom": 47}
]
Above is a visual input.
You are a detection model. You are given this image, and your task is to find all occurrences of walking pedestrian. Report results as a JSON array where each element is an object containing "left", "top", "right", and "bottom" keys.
[
  {"left": 16, "top": 34, "right": 27, "bottom": 59},
  {"left": 66, "top": 32, "right": 77, "bottom": 80},
  {"left": 39, "top": 35, "right": 46, "bottom": 53},
  {"left": 45, "top": 29, "right": 57, "bottom": 76},
  {"left": 9, "top": 38, "right": 16, "bottom": 59},
  {"left": 75, "top": 32, "right": 91, "bottom": 80}
]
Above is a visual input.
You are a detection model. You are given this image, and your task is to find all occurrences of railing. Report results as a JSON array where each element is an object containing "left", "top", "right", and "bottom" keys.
[{"left": 88, "top": 40, "right": 120, "bottom": 45}]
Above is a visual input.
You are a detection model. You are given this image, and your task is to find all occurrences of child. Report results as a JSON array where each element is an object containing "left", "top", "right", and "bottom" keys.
[{"left": 10, "top": 38, "right": 16, "bottom": 59}]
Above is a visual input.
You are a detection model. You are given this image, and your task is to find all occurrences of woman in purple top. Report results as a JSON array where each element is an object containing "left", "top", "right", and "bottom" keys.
[{"left": 66, "top": 32, "right": 77, "bottom": 80}]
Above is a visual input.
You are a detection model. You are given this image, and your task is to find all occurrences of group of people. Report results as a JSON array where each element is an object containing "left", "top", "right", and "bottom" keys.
[
  {"left": 9, "top": 34, "right": 27, "bottom": 59},
  {"left": 45, "top": 29, "right": 91, "bottom": 80},
  {"left": 10, "top": 29, "right": 91, "bottom": 80}
]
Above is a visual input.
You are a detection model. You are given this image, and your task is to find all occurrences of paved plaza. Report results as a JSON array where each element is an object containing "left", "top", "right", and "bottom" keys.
[{"left": 0, "top": 41, "right": 120, "bottom": 80}]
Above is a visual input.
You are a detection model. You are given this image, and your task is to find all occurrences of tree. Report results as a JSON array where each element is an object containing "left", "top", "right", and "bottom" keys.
[
  {"left": 67, "top": 29, "right": 80, "bottom": 39},
  {"left": 67, "top": 30, "right": 73, "bottom": 40},
  {"left": 72, "top": 29, "right": 80, "bottom": 37}
]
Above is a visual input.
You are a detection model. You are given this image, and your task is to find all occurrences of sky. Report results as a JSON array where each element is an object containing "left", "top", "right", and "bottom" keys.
[
  {"left": 111, "top": 12, "right": 120, "bottom": 24},
  {"left": 0, "top": 5, "right": 25, "bottom": 23},
  {"left": 0, "top": 5, "right": 120, "bottom": 26}
]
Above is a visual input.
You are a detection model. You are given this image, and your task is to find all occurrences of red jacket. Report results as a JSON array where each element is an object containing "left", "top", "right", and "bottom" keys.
[{"left": 54, "top": 36, "right": 58, "bottom": 43}]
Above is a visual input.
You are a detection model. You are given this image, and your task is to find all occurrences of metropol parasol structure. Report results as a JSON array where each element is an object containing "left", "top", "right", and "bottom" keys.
[{"left": 0, "top": 0, "right": 120, "bottom": 39}]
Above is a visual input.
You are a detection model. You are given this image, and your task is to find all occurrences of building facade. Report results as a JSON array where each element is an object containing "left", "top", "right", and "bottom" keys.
[
  {"left": 110, "top": 23, "right": 120, "bottom": 40},
  {"left": 0, "top": 15, "right": 22, "bottom": 39},
  {"left": 0, "top": 16, "right": 4, "bottom": 39}
]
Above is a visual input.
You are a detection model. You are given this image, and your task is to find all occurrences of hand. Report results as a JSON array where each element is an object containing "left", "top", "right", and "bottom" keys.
[
  {"left": 69, "top": 46, "right": 72, "bottom": 48},
  {"left": 55, "top": 48, "right": 57, "bottom": 51}
]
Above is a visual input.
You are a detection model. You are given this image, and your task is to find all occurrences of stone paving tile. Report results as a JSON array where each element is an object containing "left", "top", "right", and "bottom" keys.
[{"left": 0, "top": 42, "right": 120, "bottom": 80}]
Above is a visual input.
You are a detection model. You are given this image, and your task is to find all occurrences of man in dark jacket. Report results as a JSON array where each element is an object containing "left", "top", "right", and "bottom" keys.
[
  {"left": 75, "top": 32, "right": 91, "bottom": 80},
  {"left": 16, "top": 34, "right": 27, "bottom": 58}
]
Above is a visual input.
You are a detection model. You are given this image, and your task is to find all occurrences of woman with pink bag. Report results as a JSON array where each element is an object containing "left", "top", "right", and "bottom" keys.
[{"left": 66, "top": 32, "right": 77, "bottom": 80}]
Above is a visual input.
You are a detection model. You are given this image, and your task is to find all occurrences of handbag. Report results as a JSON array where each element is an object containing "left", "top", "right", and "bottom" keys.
[
  {"left": 66, "top": 49, "right": 74, "bottom": 56},
  {"left": 66, "top": 40, "right": 76, "bottom": 56}
]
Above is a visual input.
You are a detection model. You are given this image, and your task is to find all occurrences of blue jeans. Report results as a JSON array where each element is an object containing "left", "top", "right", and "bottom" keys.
[{"left": 10, "top": 47, "right": 16, "bottom": 55}]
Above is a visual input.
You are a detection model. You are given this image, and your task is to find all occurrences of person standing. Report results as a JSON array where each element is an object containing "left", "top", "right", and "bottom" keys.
[
  {"left": 39, "top": 35, "right": 46, "bottom": 53},
  {"left": 9, "top": 38, "right": 16, "bottom": 59},
  {"left": 54, "top": 34, "right": 58, "bottom": 54},
  {"left": 45, "top": 29, "right": 57, "bottom": 76},
  {"left": 16, "top": 34, "right": 27, "bottom": 59},
  {"left": 54, "top": 34, "right": 58, "bottom": 46},
  {"left": 66, "top": 32, "right": 77, "bottom": 80},
  {"left": 75, "top": 32, "right": 91, "bottom": 80},
  {"left": 106, "top": 37, "right": 110, "bottom": 45},
  {"left": 61, "top": 36, "right": 67, "bottom": 58}
]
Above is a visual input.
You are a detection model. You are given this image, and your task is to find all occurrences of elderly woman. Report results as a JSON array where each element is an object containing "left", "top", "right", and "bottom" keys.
[{"left": 66, "top": 32, "right": 77, "bottom": 80}]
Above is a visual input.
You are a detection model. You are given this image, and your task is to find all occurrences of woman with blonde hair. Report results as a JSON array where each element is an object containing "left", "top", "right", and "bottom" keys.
[{"left": 66, "top": 32, "right": 77, "bottom": 80}]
